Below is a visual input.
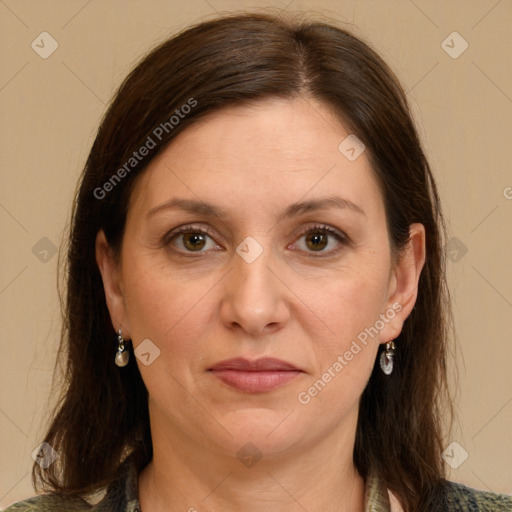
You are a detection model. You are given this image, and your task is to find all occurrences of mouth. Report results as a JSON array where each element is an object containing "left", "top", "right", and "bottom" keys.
[{"left": 208, "top": 357, "right": 304, "bottom": 393}]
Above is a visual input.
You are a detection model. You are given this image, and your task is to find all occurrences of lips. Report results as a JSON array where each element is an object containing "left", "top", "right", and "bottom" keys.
[
  {"left": 208, "top": 357, "right": 303, "bottom": 393},
  {"left": 209, "top": 357, "right": 300, "bottom": 372}
]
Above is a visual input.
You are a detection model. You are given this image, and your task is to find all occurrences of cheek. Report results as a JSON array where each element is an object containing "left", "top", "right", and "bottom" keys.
[
  {"left": 299, "top": 259, "right": 389, "bottom": 400},
  {"left": 296, "top": 276, "right": 385, "bottom": 414},
  {"left": 122, "top": 258, "right": 216, "bottom": 369},
  {"left": 314, "top": 260, "right": 390, "bottom": 349}
]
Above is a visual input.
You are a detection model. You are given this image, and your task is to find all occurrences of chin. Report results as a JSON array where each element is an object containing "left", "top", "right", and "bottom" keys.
[{"left": 209, "top": 410, "right": 309, "bottom": 456}]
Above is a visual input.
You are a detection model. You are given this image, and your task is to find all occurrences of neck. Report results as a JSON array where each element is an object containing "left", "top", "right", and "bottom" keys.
[{"left": 138, "top": 411, "right": 366, "bottom": 512}]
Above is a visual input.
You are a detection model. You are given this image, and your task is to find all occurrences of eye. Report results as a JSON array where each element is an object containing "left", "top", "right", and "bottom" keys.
[
  {"left": 291, "top": 224, "right": 348, "bottom": 257},
  {"left": 164, "top": 223, "right": 348, "bottom": 257},
  {"left": 164, "top": 224, "right": 220, "bottom": 253}
]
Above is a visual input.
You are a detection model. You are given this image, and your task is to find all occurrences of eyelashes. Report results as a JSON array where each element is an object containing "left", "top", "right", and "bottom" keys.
[
  {"left": 289, "top": 224, "right": 348, "bottom": 258},
  {"left": 163, "top": 224, "right": 219, "bottom": 254},
  {"left": 163, "top": 223, "right": 349, "bottom": 258}
]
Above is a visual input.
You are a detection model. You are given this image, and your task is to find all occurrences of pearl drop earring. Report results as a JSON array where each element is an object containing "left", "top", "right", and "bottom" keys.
[
  {"left": 380, "top": 340, "right": 395, "bottom": 375},
  {"left": 115, "top": 329, "right": 130, "bottom": 367}
]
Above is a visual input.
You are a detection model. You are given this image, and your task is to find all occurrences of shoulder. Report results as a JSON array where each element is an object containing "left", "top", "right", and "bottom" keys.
[
  {"left": 2, "top": 494, "right": 91, "bottom": 511},
  {"left": 3, "top": 455, "right": 141, "bottom": 512},
  {"left": 441, "top": 480, "right": 512, "bottom": 511}
]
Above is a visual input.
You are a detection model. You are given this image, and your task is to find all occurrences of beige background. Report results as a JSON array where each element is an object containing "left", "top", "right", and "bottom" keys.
[{"left": 1, "top": 0, "right": 511, "bottom": 507}]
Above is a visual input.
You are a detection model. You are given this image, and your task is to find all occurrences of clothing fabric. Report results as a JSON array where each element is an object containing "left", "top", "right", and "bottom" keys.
[{"left": 4, "top": 455, "right": 512, "bottom": 511}]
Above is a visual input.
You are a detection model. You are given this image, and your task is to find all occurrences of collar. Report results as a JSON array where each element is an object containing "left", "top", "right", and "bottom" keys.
[{"left": 364, "top": 470, "right": 392, "bottom": 512}]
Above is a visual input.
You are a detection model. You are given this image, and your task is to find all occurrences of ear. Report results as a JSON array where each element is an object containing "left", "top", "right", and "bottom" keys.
[
  {"left": 379, "top": 223, "right": 426, "bottom": 344},
  {"left": 95, "top": 230, "right": 131, "bottom": 339}
]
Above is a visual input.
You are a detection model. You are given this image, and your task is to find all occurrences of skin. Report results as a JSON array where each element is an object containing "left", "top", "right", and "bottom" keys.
[{"left": 96, "top": 95, "right": 426, "bottom": 512}]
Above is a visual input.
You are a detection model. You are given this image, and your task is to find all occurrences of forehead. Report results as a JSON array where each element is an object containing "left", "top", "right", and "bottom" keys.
[{"left": 128, "top": 96, "right": 384, "bottom": 223}]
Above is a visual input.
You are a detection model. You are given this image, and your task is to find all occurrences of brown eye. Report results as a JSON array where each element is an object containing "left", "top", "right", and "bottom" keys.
[
  {"left": 165, "top": 223, "right": 347, "bottom": 258},
  {"left": 181, "top": 232, "right": 207, "bottom": 251},
  {"left": 305, "top": 231, "right": 328, "bottom": 251},
  {"left": 165, "top": 224, "right": 219, "bottom": 254},
  {"left": 293, "top": 225, "right": 347, "bottom": 257}
]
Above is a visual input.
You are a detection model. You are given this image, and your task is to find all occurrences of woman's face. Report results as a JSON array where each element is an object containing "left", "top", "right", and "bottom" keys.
[{"left": 97, "top": 95, "right": 424, "bottom": 462}]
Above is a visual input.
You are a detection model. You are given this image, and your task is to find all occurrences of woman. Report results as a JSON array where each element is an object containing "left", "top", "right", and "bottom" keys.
[{"left": 5, "top": 12, "right": 511, "bottom": 512}]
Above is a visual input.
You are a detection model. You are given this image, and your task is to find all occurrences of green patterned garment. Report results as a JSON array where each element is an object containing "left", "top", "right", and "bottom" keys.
[{"left": 4, "top": 455, "right": 512, "bottom": 511}]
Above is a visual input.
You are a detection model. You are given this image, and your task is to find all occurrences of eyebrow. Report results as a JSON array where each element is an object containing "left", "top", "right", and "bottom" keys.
[{"left": 147, "top": 195, "right": 366, "bottom": 220}]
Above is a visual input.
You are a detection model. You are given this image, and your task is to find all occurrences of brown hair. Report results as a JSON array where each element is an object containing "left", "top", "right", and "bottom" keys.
[{"left": 34, "top": 11, "right": 454, "bottom": 511}]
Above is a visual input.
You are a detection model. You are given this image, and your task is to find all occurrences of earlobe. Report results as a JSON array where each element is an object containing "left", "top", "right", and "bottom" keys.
[
  {"left": 95, "top": 230, "right": 130, "bottom": 338},
  {"left": 379, "top": 223, "right": 426, "bottom": 344}
]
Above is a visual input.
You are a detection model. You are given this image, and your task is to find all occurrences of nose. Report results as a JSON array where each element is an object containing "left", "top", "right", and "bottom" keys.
[{"left": 219, "top": 242, "right": 291, "bottom": 337}]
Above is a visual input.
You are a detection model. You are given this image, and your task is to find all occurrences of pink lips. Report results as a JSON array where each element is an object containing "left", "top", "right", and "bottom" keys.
[{"left": 209, "top": 357, "right": 303, "bottom": 393}]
